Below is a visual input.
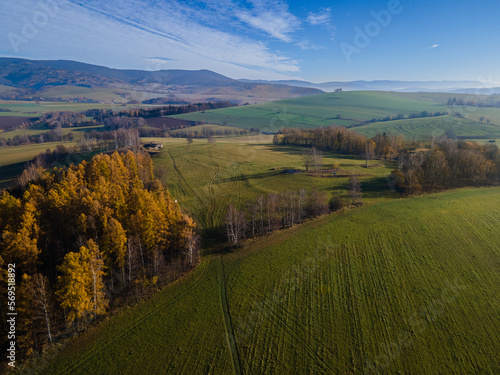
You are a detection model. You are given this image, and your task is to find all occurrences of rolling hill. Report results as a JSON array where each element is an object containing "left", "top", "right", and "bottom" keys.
[
  {"left": 172, "top": 91, "right": 500, "bottom": 140},
  {"left": 240, "top": 78, "right": 500, "bottom": 93},
  {"left": 0, "top": 58, "right": 323, "bottom": 104}
]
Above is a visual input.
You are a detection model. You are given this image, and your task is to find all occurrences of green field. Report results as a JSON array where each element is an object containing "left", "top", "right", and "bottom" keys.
[
  {"left": 0, "top": 100, "right": 161, "bottom": 117},
  {"left": 39, "top": 86, "right": 128, "bottom": 103},
  {"left": 0, "top": 142, "right": 77, "bottom": 187},
  {"left": 167, "top": 123, "right": 247, "bottom": 136},
  {"left": 36, "top": 187, "right": 500, "bottom": 374},
  {"left": 0, "top": 123, "right": 104, "bottom": 141},
  {"left": 354, "top": 115, "right": 500, "bottom": 139},
  {"left": 172, "top": 91, "right": 449, "bottom": 130},
  {"left": 172, "top": 91, "right": 500, "bottom": 140},
  {"left": 151, "top": 138, "right": 396, "bottom": 229}
]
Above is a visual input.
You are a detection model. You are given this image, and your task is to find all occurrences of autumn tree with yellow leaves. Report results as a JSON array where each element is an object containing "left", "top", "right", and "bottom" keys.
[
  {"left": 56, "top": 239, "right": 107, "bottom": 327},
  {"left": 0, "top": 150, "right": 199, "bottom": 360}
]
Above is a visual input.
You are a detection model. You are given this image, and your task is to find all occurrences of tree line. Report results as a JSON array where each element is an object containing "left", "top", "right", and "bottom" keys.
[
  {"left": 357, "top": 110, "right": 448, "bottom": 126},
  {"left": 169, "top": 127, "right": 259, "bottom": 139},
  {"left": 390, "top": 139, "right": 500, "bottom": 194},
  {"left": 0, "top": 101, "right": 237, "bottom": 147},
  {"left": 0, "top": 130, "right": 75, "bottom": 147},
  {"left": 447, "top": 96, "right": 500, "bottom": 108},
  {"left": 86, "top": 101, "right": 235, "bottom": 121},
  {"left": 273, "top": 126, "right": 500, "bottom": 195},
  {"left": 0, "top": 151, "right": 199, "bottom": 361},
  {"left": 225, "top": 183, "right": 362, "bottom": 246}
]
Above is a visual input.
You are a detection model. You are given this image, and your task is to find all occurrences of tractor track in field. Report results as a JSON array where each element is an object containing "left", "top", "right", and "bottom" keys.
[
  {"left": 54, "top": 264, "right": 210, "bottom": 375},
  {"left": 211, "top": 153, "right": 242, "bottom": 228},
  {"left": 167, "top": 149, "right": 201, "bottom": 202},
  {"left": 207, "top": 147, "right": 220, "bottom": 228},
  {"left": 218, "top": 256, "right": 243, "bottom": 375},
  {"left": 219, "top": 159, "right": 236, "bottom": 226},
  {"left": 242, "top": 282, "right": 336, "bottom": 374}
]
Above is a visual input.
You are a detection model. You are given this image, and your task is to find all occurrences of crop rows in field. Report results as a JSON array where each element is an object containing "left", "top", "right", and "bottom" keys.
[
  {"left": 171, "top": 91, "right": 449, "bottom": 131},
  {"left": 171, "top": 91, "right": 500, "bottom": 141},
  {"left": 355, "top": 115, "right": 500, "bottom": 139},
  {"left": 38, "top": 187, "right": 500, "bottom": 374}
]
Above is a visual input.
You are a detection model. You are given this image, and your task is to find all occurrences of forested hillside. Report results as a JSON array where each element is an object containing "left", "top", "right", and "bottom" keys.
[{"left": 0, "top": 151, "right": 197, "bottom": 366}]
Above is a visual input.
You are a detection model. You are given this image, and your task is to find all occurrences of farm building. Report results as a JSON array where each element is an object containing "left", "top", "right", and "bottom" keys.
[{"left": 143, "top": 142, "right": 164, "bottom": 149}]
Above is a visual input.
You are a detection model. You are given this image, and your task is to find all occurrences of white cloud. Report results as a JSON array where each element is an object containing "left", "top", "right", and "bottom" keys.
[
  {"left": 330, "top": 30, "right": 337, "bottom": 42},
  {"left": 237, "top": 11, "right": 298, "bottom": 42},
  {"left": 307, "top": 8, "right": 332, "bottom": 26},
  {"left": 236, "top": 0, "right": 299, "bottom": 42},
  {"left": 0, "top": 0, "right": 301, "bottom": 80},
  {"left": 295, "top": 40, "right": 323, "bottom": 51},
  {"left": 431, "top": 44, "right": 440, "bottom": 48}
]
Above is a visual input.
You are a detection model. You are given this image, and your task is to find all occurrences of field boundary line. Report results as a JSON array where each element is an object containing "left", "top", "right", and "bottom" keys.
[
  {"left": 207, "top": 147, "right": 220, "bottom": 227},
  {"left": 218, "top": 256, "right": 243, "bottom": 375}
]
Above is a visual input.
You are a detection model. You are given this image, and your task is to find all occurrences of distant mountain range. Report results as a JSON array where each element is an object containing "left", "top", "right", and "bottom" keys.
[
  {"left": 239, "top": 79, "right": 500, "bottom": 94},
  {"left": 1, "top": 58, "right": 499, "bottom": 105},
  {"left": 0, "top": 58, "right": 322, "bottom": 104}
]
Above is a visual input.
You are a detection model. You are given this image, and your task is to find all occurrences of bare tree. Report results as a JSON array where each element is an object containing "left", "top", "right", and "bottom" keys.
[
  {"left": 256, "top": 195, "right": 265, "bottom": 235},
  {"left": 307, "top": 188, "right": 328, "bottom": 217},
  {"left": 348, "top": 175, "right": 362, "bottom": 205},
  {"left": 184, "top": 231, "right": 199, "bottom": 265},
  {"left": 310, "top": 147, "right": 323, "bottom": 173},
  {"left": 31, "top": 274, "right": 53, "bottom": 346},
  {"left": 365, "top": 140, "right": 375, "bottom": 167},
  {"left": 226, "top": 204, "right": 247, "bottom": 246},
  {"left": 247, "top": 201, "right": 259, "bottom": 237},
  {"left": 297, "top": 188, "right": 307, "bottom": 224},
  {"left": 303, "top": 150, "right": 313, "bottom": 172},
  {"left": 266, "top": 193, "right": 278, "bottom": 232},
  {"left": 389, "top": 134, "right": 404, "bottom": 161}
]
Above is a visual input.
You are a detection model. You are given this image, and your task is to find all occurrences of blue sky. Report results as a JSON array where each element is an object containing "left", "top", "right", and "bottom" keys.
[{"left": 1, "top": 0, "right": 500, "bottom": 83}]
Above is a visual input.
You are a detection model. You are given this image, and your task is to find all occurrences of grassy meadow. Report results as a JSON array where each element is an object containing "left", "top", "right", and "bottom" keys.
[
  {"left": 172, "top": 91, "right": 500, "bottom": 140},
  {"left": 149, "top": 137, "right": 396, "bottom": 229},
  {"left": 354, "top": 115, "right": 500, "bottom": 139},
  {"left": 0, "top": 100, "right": 160, "bottom": 118},
  {"left": 35, "top": 187, "right": 500, "bottom": 375},
  {"left": 172, "top": 91, "right": 447, "bottom": 130},
  {"left": 0, "top": 142, "right": 81, "bottom": 187},
  {"left": 0, "top": 123, "right": 104, "bottom": 141}
]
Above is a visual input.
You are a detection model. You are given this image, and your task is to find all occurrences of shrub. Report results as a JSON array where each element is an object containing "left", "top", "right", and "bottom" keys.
[{"left": 329, "top": 196, "right": 345, "bottom": 212}]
